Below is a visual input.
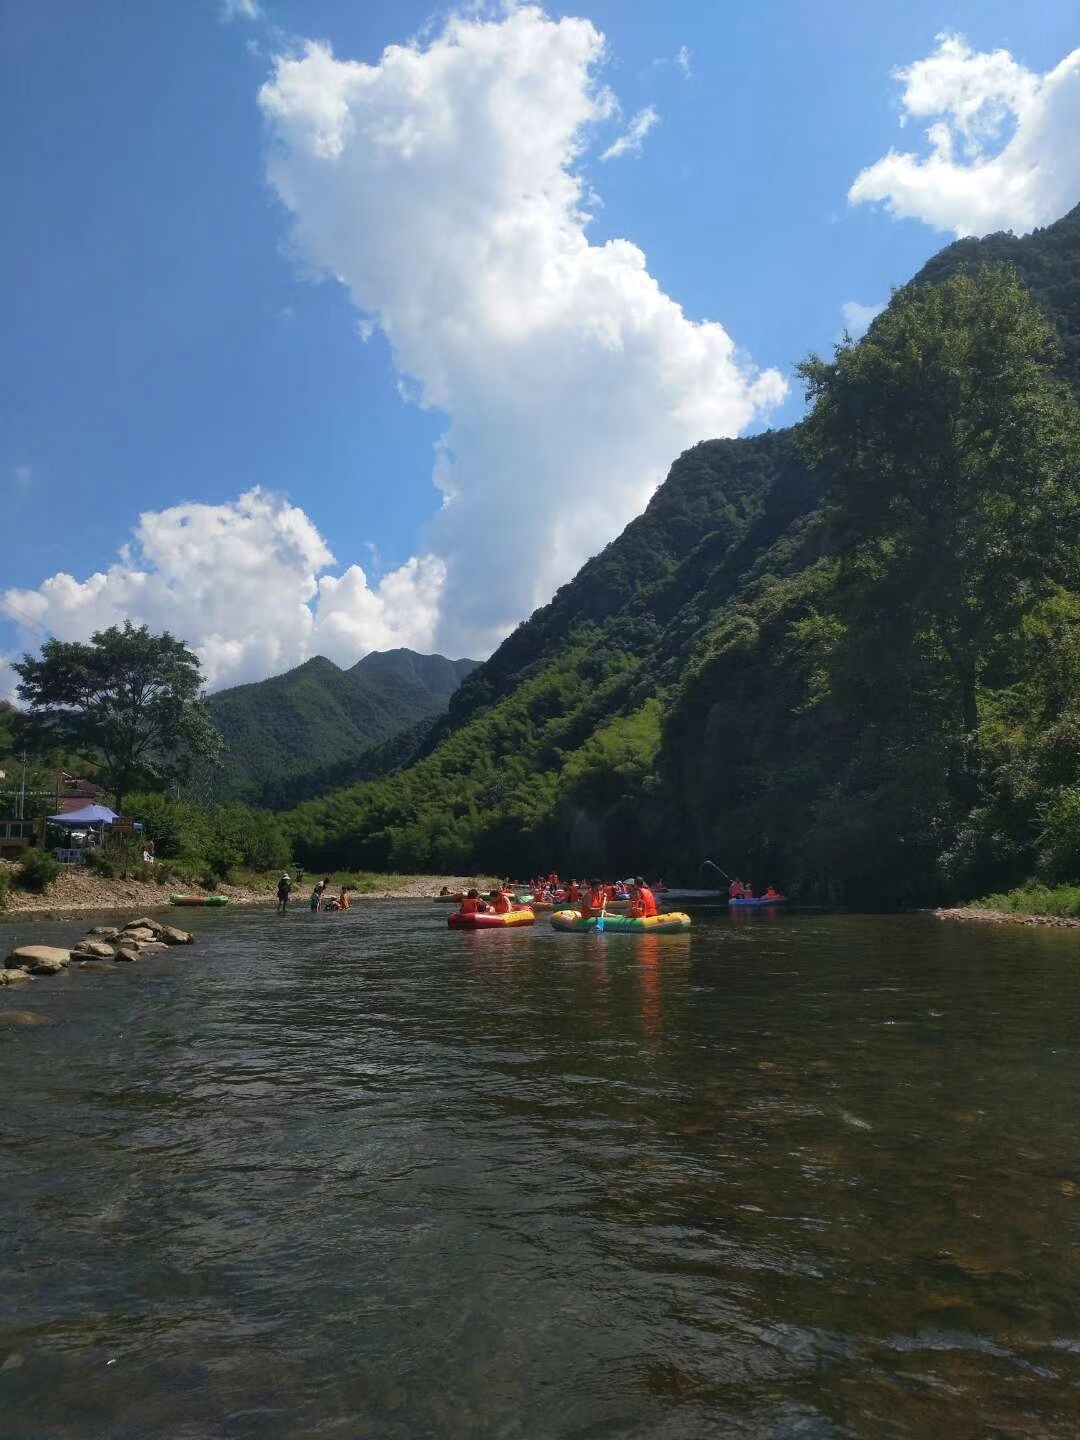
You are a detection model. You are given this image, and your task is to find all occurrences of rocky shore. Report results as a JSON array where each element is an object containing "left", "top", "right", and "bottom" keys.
[
  {"left": 0, "top": 869, "right": 494, "bottom": 917},
  {"left": 2, "top": 914, "right": 194, "bottom": 987},
  {"left": 935, "top": 907, "right": 1080, "bottom": 929},
  {"left": 0, "top": 868, "right": 269, "bottom": 916}
]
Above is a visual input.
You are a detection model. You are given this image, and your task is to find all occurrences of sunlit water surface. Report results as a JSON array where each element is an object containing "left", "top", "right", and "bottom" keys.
[{"left": 4, "top": 905, "right": 1080, "bottom": 1437}]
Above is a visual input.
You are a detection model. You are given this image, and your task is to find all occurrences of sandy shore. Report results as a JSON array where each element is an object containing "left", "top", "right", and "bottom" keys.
[
  {"left": 935, "top": 906, "right": 1080, "bottom": 929},
  {"left": 0, "top": 870, "right": 493, "bottom": 917}
]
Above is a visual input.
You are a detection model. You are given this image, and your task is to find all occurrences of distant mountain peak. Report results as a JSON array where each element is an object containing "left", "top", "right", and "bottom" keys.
[{"left": 207, "top": 647, "right": 479, "bottom": 808}]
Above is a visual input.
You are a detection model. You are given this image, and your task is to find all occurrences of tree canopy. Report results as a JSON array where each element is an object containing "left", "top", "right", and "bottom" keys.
[
  {"left": 13, "top": 622, "right": 220, "bottom": 813},
  {"left": 799, "top": 266, "right": 1080, "bottom": 744},
  {"left": 659, "top": 262, "right": 1080, "bottom": 903}
]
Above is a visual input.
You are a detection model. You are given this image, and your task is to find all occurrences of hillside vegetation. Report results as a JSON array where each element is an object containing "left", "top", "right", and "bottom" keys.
[
  {"left": 207, "top": 648, "right": 477, "bottom": 809},
  {"left": 280, "top": 204, "right": 1080, "bottom": 904}
]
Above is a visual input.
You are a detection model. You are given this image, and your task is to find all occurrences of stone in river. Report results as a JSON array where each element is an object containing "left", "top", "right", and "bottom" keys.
[
  {"left": 0, "top": 968, "right": 32, "bottom": 985},
  {"left": 78, "top": 960, "right": 115, "bottom": 972},
  {"left": 119, "top": 928, "right": 157, "bottom": 945},
  {"left": 72, "top": 940, "right": 117, "bottom": 960},
  {"left": 161, "top": 927, "right": 194, "bottom": 945},
  {"left": 126, "top": 917, "right": 164, "bottom": 935},
  {"left": 27, "top": 956, "right": 67, "bottom": 975},
  {"left": 6, "top": 946, "right": 70, "bottom": 973},
  {"left": 0, "top": 1011, "right": 47, "bottom": 1025},
  {"left": 89, "top": 927, "right": 121, "bottom": 939},
  {"left": 113, "top": 947, "right": 141, "bottom": 963}
]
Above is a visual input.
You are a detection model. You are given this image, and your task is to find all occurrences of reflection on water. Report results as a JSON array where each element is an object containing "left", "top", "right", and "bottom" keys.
[{"left": 4, "top": 906, "right": 1080, "bottom": 1436}]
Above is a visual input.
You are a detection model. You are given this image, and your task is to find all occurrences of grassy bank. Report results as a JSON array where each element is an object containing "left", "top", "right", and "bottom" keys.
[
  {"left": 291, "top": 871, "right": 500, "bottom": 897},
  {"left": 966, "top": 885, "right": 1080, "bottom": 918}
]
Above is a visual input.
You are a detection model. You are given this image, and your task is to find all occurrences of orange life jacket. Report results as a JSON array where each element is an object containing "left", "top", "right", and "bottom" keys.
[{"left": 631, "top": 886, "right": 659, "bottom": 917}]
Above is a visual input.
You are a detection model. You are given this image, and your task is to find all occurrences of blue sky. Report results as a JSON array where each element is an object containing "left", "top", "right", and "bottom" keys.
[{"left": 1, "top": 1, "right": 1078, "bottom": 691}]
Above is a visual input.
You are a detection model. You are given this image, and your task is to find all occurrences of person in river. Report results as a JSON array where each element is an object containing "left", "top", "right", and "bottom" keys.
[
  {"left": 489, "top": 888, "right": 513, "bottom": 914},
  {"left": 630, "top": 876, "right": 659, "bottom": 918},
  {"left": 458, "top": 888, "right": 488, "bottom": 916},
  {"left": 339, "top": 886, "right": 351, "bottom": 911},
  {"left": 276, "top": 874, "right": 292, "bottom": 913}
]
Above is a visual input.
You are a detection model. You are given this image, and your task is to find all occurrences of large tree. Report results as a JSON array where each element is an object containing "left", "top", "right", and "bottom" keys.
[
  {"left": 14, "top": 623, "right": 221, "bottom": 813},
  {"left": 799, "top": 266, "right": 1080, "bottom": 755}
]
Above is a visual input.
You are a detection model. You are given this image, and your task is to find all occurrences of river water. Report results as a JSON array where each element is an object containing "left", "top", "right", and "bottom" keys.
[{"left": 4, "top": 905, "right": 1080, "bottom": 1437}]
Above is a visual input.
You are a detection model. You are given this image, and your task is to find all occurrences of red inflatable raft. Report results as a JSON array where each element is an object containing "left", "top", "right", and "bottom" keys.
[{"left": 447, "top": 907, "right": 536, "bottom": 929}]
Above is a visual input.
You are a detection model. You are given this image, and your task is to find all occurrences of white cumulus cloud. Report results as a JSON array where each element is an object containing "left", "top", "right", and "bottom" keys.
[
  {"left": 841, "top": 299, "right": 884, "bottom": 338},
  {"left": 0, "top": 489, "right": 443, "bottom": 693},
  {"left": 4, "top": 5, "right": 785, "bottom": 689},
  {"left": 850, "top": 34, "right": 1080, "bottom": 236},
  {"left": 259, "top": 4, "right": 786, "bottom": 657},
  {"left": 601, "top": 104, "right": 660, "bottom": 161}
]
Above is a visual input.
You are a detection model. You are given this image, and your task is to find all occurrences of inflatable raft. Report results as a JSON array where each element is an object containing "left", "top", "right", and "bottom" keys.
[
  {"left": 170, "top": 894, "right": 229, "bottom": 907},
  {"left": 447, "top": 907, "right": 536, "bottom": 929},
  {"left": 550, "top": 909, "right": 691, "bottom": 933},
  {"left": 728, "top": 896, "right": 786, "bottom": 908}
]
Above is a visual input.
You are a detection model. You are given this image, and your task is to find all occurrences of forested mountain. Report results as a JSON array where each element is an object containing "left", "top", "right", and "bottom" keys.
[
  {"left": 915, "top": 201, "right": 1080, "bottom": 394},
  {"left": 207, "top": 649, "right": 477, "bottom": 809},
  {"left": 285, "top": 432, "right": 823, "bottom": 873},
  {"left": 285, "top": 202, "right": 1080, "bottom": 905}
]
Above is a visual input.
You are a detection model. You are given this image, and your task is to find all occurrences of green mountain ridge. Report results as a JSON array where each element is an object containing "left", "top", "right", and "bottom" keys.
[
  {"left": 207, "top": 648, "right": 478, "bottom": 810},
  {"left": 284, "top": 202, "right": 1080, "bottom": 903}
]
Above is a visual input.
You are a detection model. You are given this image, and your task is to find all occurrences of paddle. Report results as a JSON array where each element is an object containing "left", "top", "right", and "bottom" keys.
[{"left": 701, "top": 859, "right": 732, "bottom": 883}]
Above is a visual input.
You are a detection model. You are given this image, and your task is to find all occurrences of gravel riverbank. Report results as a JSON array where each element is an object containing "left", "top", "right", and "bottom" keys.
[
  {"left": 0, "top": 870, "right": 493, "bottom": 917},
  {"left": 935, "top": 906, "right": 1080, "bottom": 928}
]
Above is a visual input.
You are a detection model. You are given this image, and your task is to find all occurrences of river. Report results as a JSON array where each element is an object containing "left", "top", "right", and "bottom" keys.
[{"left": 4, "top": 905, "right": 1080, "bottom": 1437}]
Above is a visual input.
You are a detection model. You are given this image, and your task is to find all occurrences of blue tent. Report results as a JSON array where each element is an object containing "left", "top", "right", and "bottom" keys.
[{"left": 48, "top": 804, "right": 119, "bottom": 827}]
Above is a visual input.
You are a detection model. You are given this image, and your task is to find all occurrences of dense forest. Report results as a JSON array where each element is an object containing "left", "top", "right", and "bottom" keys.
[
  {"left": 280, "top": 203, "right": 1080, "bottom": 905},
  {"left": 206, "top": 648, "right": 477, "bottom": 809}
]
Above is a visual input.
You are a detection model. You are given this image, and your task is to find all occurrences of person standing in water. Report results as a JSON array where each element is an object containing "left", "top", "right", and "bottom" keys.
[{"left": 276, "top": 874, "right": 292, "bottom": 913}]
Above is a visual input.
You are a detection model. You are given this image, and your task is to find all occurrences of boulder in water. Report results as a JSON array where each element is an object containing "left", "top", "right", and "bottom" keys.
[
  {"left": 161, "top": 926, "right": 194, "bottom": 945},
  {"left": 72, "top": 940, "right": 117, "bottom": 960},
  {"left": 126, "top": 917, "right": 164, "bottom": 935},
  {"left": 6, "top": 946, "right": 70, "bottom": 974}
]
